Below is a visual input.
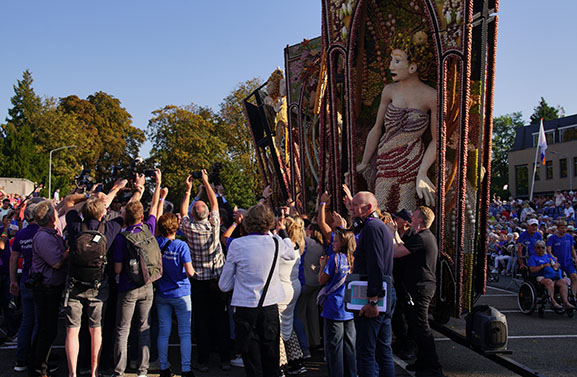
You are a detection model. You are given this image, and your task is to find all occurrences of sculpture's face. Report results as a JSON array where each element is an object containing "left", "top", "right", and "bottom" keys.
[{"left": 389, "top": 49, "right": 413, "bottom": 82}]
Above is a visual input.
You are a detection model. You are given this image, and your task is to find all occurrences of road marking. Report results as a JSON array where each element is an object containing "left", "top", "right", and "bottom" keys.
[
  {"left": 483, "top": 293, "right": 517, "bottom": 297},
  {"left": 487, "top": 286, "right": 518, "bottom": 294},
  {"left": 434, "top": 334, "right": 577, "bottom": 342}
]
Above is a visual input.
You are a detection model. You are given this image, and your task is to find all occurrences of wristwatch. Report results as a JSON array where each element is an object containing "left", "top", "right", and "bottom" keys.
[{"left": 369, "top": 300, "right": 379, "bottom": 307}]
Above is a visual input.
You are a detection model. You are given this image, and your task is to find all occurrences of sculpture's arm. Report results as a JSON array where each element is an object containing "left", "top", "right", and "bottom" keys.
[
  {"left": 357, "top": 86, "right": 391, "bottom": 172},
  {"left": 416, "top": 95, "right": 438, "bottom": 206}
]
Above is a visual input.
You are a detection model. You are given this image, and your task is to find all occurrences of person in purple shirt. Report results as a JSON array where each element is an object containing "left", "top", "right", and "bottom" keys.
[
  {"left": 112, "top": 171, "right": 162, "bottom": 377},
  {"left": 8, "top": 200, "right": 41, "bottom": 372},
  {"left": 29, "top": 200, "right": 69, "bottom": 377}
]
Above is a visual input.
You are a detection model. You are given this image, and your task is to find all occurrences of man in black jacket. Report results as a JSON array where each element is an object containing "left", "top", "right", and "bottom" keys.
[
  {"left": 394, "top": 206, "right": 444, "bottom": 377},
  {"left": 351, "top": 191, "right": 396, "bottom": 377}
]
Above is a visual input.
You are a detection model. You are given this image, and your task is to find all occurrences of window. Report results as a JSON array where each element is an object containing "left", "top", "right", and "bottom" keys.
[
  {"left": 560, "top": 158, "right": 568, "bottom": 178},
  {"left": 560, "top": 125, "right": 577, "bottom": 142},
  {"left": 546, "top": 160, "right": 553, "bottom": 179},
  {"left": 532, "top": 131, "right": 555, "bottom": 147},
  {"left": 515, "top": 165, "right": 528, "bottom": 197}
]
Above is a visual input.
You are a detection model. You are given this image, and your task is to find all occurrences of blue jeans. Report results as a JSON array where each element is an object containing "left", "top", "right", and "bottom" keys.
[
  {"left": 156, "top": 294, "right": 192, "bottom": 372},
  {"left": 16, "top": 282, "right": 37, "bottom": 363},
  {"left": 324, "top": 318, "right": 357, "bottom": 377},
  {"left": 355, "top": 289, "right": 396, "bottom": 377}
]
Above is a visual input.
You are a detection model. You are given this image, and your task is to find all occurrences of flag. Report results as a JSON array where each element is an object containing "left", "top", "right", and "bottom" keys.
[{"left": 538, "top": 118, "right": 547, "bottom": 165}]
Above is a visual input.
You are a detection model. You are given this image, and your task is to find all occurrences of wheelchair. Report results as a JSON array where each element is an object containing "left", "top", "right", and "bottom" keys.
[{"left": 517, "top": 272, "right": 576, "bottom": 318}]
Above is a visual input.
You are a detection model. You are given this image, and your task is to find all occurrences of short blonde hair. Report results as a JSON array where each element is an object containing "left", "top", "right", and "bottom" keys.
[
  {"left": 417, "top": 206, "right": 435, "bottom": 229},
  {"left": 244, "top": 204, "right": 275, "bottom": 234},
  {"left": 125, "top": 201, "right": 144, "bottom": 225},
  {"left": 82, "top": 197, "right": 107, "bottom": 220}
]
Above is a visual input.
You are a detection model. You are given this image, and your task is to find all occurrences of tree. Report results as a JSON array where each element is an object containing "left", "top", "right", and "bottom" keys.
[
  {"left": 491, "top": 112, "right": 524, "bottom": 198},
  {"left": 2, "top": 70, "right": 43, "bottom": 180},
  {"left": 146, "top": 105, "right": 228, "bottom": 204},
  {"left": 530, "top": 97, "right": 564, "bottom": 124},
  {"left": 217, "top": 78, "right": 264, "bottom": 200},
  {"left": 58, "top": 92, "right": 145, "bottom": 180}
]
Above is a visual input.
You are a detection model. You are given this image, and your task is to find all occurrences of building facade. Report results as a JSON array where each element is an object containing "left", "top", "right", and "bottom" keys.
[{"left": 508, "top": 114, "right": 577, "bottom": 198}]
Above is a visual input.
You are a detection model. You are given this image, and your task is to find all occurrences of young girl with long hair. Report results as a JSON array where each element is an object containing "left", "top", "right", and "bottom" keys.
[{"left": 319, "top": 228, "right": 356, "bottom": 377}]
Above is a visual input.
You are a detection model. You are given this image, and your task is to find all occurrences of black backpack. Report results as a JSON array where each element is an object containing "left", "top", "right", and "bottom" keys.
[
  {"left": 69, "top": 222, "right": 108, "bottom": 288},
  {"left": 123, "top": 225, "right": 163, "bottom": 287}
]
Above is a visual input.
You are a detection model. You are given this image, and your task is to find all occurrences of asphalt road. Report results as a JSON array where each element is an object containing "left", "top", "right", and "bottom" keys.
[{"left": 1, "top": 275, "right": 574, "bottom": 377}]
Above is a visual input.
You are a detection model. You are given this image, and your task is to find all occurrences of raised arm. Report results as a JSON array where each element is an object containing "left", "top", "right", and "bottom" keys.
[
  {"left": 128, "top": 174, "right": 146, "bottom": 204},
  {"left": 180, "top": 175, "right": 194, "bottom": 218},
  {"left": 148, "top": 169, "right": 162, "bottom": 218},
  {"left": 156, "top": 187, "right": 169, "bottom": 219},
  {"left": 317, "top": 191, "right": 332, "bottom": 244},
  {"left": 202, "top": 169, "right": 218, "bottom": 213},
  {"left": 103, "top": 179, "right": 128, "bottom": 208}
]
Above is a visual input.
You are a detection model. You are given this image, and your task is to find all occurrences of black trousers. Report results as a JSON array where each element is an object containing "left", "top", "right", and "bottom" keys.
[
  {"left": 234, "top": 305, "right": 280, "bottom": 377},
  {"left": 190, "top": 278, "right": 230, "bottom": 364},
  {"left": 30, "top": 285, "right": 63, "bottom": 377},
  {"left": 406, "top": 284, "right": 442, "bottom": 371}
]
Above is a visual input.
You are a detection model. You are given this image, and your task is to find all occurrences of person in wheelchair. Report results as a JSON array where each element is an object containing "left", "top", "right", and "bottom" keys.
[
  {"left": 528, "top": 241, "right": 574, "bottom": 310},
  {"left": 546, "top": 220, "right": 577, "bottom": 291}
]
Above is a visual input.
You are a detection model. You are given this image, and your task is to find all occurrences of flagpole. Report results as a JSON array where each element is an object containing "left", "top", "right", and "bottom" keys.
[
  {"left": 530, "top": 118, "right": 546, "bottom": 201},
  {"left": 529, "top": 140, "right": 539, "bottom": 201}
]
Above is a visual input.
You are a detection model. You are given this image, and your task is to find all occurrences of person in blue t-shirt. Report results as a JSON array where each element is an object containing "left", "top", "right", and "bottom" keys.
[
  {"left": 517, "top": 218, "right": 542, "bottom": 270},
  {"left": 546, "top": 220, "right": 577, "bottom": 291},
  {"left": 528, "top": 240, "right": 574, "bottom": 309},
  {"left": 155, "top": 213, "right": 195, "bottom": 377},
  {"left": 318, "top": 228, "right": 356, "bottom": 377}
]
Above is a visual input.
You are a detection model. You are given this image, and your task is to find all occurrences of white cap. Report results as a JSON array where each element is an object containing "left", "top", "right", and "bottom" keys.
[{"left": 527, "top": 218, "right": 539, "bottom": 226}]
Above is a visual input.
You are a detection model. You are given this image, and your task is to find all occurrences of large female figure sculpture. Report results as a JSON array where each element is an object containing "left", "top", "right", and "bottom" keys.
[{"left": 357, "top": 32, "right": 437, "bottom": 213}]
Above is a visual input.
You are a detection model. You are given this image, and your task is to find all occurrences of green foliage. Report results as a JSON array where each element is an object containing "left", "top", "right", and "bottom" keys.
[
  {"left": 2, "top": 70, "right": 44, "bottom": 181},
  {"left": 0, "top": 71, "right": 145, "bottom": 195},
  {"left": 530, "top": 97, "right": 565, "bottom": 124},
  {"left": 491, "top": 112, "right": 524, "bottom": 198},
  {"left": 146, "top": 105, "right": 228, "bottom": 204},
  {"left": 217, "top": 78, "right": 264, "bottom": 201}
]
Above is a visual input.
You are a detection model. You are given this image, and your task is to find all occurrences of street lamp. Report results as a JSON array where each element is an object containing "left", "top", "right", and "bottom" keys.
[
  {"left": 550, "top": 151, "right": 573, "bottom": 193},
  {"left": 49, "top": 145, "right": 77, "bottom": 199}
]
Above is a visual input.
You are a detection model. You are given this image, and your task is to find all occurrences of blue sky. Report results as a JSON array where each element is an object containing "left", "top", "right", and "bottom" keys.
[{"left": 1, "top": 1, "right": 575, "bottom": 157}]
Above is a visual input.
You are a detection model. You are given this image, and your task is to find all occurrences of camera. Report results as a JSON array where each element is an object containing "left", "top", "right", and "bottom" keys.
[
  {"left": 190, "top": 162, "right": 223, "bottom": 184},
  {"left": 143, "top": 169, "right": 156, "bottom": 178},
  {"left": 25, "top": 271, "right": 44, "bottom": 289},
  {"left": 74, "top": 168, "right": 94, "bottom": 192}
]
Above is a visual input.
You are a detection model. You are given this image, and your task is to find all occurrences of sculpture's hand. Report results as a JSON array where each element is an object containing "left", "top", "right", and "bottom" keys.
[
  {"left": 416, "top": 173, "right": 436, "bottom": 206},
  {"left": 356, "top": 162, "right": 369, "bottom": 173}
]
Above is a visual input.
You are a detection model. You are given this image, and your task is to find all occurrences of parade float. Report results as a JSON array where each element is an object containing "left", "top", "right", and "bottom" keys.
[{"left": 245, "top": 0, "right": 498, "bottom": 322}]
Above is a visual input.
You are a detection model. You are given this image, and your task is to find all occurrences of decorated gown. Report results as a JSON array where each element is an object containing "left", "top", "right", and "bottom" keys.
[{"left": 375, "top": 102, "right": 429, "bottom": 213}]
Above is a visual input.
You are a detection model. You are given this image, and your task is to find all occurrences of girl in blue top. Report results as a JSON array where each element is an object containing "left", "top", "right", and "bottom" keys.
[
  {"left": 155, "top": 213, "right": 195, "bottom": 377},
  {"left": 319, "top": 228, "right": 356, "bottom": 377}
]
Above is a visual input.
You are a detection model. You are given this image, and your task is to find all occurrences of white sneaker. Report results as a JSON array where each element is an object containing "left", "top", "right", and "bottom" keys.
[
  {"left": 491, "top": 269, "right": 498, "bottom": 274},
  {"left": 231, "top": 355, "right": 244, "bottom": 368}
]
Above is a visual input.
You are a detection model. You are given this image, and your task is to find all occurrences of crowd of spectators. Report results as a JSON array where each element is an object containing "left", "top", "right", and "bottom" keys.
[
  {"left": 0, "top": 166, "right": 453, "bottom": 377},
  {"left": 488, "top": 191, "right": 577, "bottom": 275}
]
